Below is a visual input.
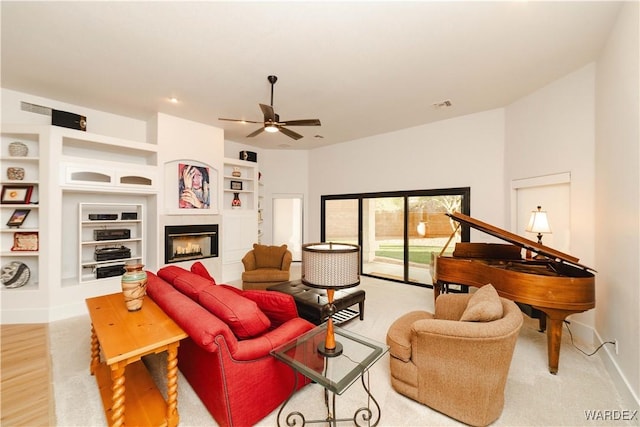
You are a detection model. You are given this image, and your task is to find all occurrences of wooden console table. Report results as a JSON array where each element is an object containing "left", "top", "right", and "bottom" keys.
[{"left": 86, "top": 292, "right": 187, "bottom": 427}]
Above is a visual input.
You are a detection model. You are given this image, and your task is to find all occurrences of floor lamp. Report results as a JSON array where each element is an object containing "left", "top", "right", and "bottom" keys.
[{"left": 301, "top": 242, "right": 360, "bottom": 357}]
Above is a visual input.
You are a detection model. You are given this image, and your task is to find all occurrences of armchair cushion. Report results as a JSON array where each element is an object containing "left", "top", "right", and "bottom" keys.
[
  {"left": 460, "top": 283, "right": 503, "bottom": 322},
  {"left": 253, "top": 243, "right": 288, "bottom": 269},
  {"left": 199, "top": 285, "right": 271, "bottom": 339}
]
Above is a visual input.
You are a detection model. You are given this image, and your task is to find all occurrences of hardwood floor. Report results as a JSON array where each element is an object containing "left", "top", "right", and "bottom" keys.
[{"left": 1, "top": 323, "right": 55, "bottom": 426}]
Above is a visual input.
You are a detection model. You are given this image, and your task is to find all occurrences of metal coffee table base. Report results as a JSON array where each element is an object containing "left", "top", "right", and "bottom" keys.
[{"left": 277, "top": 369, "right": 381, "bottom": 427}]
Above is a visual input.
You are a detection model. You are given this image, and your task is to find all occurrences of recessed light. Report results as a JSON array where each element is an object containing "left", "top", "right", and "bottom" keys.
[{"left": 169, "top": 97, "right": 179, "bottom": 104}]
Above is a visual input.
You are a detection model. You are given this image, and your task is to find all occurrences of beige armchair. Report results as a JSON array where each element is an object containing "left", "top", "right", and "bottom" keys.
[
  {"left": 386, "top": 285, "right": 523, "bottom": 427},
  {"left": 242, "top": 244, "right": 292, "bottom": 290}
]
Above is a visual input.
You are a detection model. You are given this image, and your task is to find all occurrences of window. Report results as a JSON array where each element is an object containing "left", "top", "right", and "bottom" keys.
[{"left": 322, "top": 188, "right": 470, "bottom": 287}]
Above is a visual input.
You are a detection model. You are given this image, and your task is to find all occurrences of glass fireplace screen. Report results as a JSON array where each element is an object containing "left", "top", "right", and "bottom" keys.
[{"left": 165, "top": 224, "right": 218, "bottom": 264}]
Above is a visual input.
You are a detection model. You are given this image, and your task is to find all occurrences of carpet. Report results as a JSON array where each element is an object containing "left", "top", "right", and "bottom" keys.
[{"left": 50, "top": 276, "right": 634, "bottom": 426}]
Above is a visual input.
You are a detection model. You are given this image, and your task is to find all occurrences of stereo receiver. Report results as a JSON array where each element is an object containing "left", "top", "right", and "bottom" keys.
[{"left": 94, "top": 229, "right": 130, "bottom": 241}]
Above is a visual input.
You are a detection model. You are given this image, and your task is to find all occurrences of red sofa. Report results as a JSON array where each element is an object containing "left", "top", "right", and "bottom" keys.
[{"left": 146, "top": 264, "right": 315, "bottom": 427}]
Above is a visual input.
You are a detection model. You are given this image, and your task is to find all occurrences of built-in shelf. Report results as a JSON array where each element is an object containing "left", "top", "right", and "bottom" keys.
[
  {"left": 77, "top": 203, "right": 144, "bottom": 285},
  {"left": 1, "top": 125, "right": 42, "bottom": 293}
]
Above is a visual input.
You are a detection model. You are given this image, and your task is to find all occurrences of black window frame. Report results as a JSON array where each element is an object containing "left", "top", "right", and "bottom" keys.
[{"left": 321, "top": 187, "right": 471, "bottom": 287}]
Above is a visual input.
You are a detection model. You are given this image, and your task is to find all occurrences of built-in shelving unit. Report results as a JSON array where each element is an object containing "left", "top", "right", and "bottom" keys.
[
  {"left": 221, "top": 158, "right": 259, "bottom": 282},
  {"left": 222, "top": 159, "right": 257, "bottom": 210},
  {"left": 54, "top": 127, "right": 158, "bottom": 295},
  {"left": 0, "top": 126, "right": 43, "bottom": 293},
  {"left": 78, "top": 203, "right": 144, "bottom": 284}
]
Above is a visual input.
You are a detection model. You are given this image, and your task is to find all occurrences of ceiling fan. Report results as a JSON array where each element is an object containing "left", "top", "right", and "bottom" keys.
[{"left": 219, "top": 75, "right": 321, "bottom": 140}]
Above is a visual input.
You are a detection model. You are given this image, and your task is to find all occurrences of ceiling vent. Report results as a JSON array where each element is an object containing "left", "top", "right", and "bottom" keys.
[{"left": 433, "top": 100, "right": 453, "bottom": 109}]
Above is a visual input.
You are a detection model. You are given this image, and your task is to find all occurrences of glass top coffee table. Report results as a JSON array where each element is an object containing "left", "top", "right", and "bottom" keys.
[{"left": 272, "top": 323, "right": 388, "bottom": 426}]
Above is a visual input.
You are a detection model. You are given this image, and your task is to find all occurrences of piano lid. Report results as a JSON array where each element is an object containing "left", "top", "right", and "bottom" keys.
[{"left": 447, "top": 212, "right": 595, "bottom": 272}]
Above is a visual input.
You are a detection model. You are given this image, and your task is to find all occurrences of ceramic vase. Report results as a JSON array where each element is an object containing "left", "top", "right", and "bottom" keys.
[
  {"left": 232, "top": 192, "right": 242, "bottom": 209},
  {"left": 121, "top": 264, "right": 148, "bottom": 311},
  {"left": 7, "top": 167, "right": 25, "bottom": 180},
  {"left": 8, "top": 142, "right": 28, "bottom": 157}
]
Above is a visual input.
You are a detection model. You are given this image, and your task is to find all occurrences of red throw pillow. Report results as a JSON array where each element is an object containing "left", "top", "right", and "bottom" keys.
[
  {"left": 157, "top": 265, "right": 189, "bottom": 283},
  {"left": 190, "top": 261, "right": 216, "bottom": 284},
  {"left": 172, "top": 271, "right": 215, "bottom": 302},
  {"left": 199, "top": 286, "right": 271, "bottom": 339}
]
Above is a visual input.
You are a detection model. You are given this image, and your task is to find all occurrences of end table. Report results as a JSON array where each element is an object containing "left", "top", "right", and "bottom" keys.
[
  {"left": 271, "top": 323, "right": 388, "bottom": 427},
  {"left": 86, "top": 292, "right": 187, "bottom": 427}
]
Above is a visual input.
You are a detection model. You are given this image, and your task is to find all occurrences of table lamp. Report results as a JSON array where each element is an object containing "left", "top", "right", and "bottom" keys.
[
  {"left": 525, "top": 205, "right": 552, "bottom": 245},
  {"left": 301, "top": 242, "right": 360, "bottom": 357}
]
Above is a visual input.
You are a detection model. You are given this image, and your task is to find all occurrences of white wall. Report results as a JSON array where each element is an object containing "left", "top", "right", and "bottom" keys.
[
  {"left": 306, "top": 108, "right": 506, "bottom": 243},
  {"left": 1, "top": 88, "right": 148, "bottom": 142},
  {"left": 154, "top": 113, "right": 224, "bottom": 279},
  {"left": 504, "top": 64, "right": 597, "bottom": 335},
  {"left": 595, "top": 1, "right": 640, "bottom": 408},
  {"left": 224, "top": 140, "right": 309, "bottom": 247}
]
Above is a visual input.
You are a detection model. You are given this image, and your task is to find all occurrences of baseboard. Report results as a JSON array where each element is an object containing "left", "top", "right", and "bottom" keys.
[
  {"left": 594, "top": 328, "right": 640, "bottom": 412},
  {"left": 49, "top": 301, "right": 88, "bottom": 322},
  {"left": 0, "top": 307, "right": 49, "bottom": 324}
]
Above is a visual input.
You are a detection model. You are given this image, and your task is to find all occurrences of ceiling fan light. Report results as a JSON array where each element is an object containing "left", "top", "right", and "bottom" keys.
[{"left": 264, "top": 124, "right": 279, "bottom": 133}]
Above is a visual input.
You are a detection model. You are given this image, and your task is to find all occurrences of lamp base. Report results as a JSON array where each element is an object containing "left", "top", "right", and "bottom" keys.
[{"left": 318, "top": 341, "right": 343, "bottom": 357}]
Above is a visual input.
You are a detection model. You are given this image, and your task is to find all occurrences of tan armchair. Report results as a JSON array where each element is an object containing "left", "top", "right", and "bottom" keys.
[
  {"left": 242, "top": 244, "right": 292, "bottom": 290},
  {"left": 386, "top": 285, "right": 523, "bottom": 427}
]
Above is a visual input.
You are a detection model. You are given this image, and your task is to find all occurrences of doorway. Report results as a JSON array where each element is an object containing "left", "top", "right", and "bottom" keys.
[{"left": 273, "top": 194, "right": 303, "bottom": 261}]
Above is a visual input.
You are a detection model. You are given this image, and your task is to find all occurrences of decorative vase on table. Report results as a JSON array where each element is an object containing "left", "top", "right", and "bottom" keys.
[
  {"left": 232, "top": 192, "right": 242, "bottom": 209},
  {"left": 121, "top": 264, "right": 148, "bottom": 311}
]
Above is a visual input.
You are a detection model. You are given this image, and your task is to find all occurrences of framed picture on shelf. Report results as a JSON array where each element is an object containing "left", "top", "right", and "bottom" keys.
[
  {"left": 230, "top": 180, "right": 243, "bottom": 191},
  {"left": 1, "top": 185, "right": 33, "bottom": 204},
  {"left": 11, "top": 232, "right": 38, "bottom": 251},
  {"left": 6, "top": 209, "right": 30, "bottom": 227}
]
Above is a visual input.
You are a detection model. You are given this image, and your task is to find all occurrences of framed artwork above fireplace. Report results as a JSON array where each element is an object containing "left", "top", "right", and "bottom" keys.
[{"left": 163, "top": 160, "right": 218, "bottom": 215}]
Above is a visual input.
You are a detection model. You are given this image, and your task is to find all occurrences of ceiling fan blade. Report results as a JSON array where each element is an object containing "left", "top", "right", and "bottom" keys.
[
  {"left": 219, "top": 118, "right": 263, "bottom": 124},
  {"left": 279, "top": 119, "right": 321, "bottom": 127},
  {"left": 278, "top": 126, "right": 304, "bottom": 140},
  {"left": 259, "top": 104, "right": 276, "bottom": 122},
  {"left": 246, "top": 127, "right": 265, "bottom": 138}
]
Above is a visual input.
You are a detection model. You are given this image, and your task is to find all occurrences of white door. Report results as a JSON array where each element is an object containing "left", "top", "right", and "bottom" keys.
[{"left": 513, "top": 174, "right": 571, "bottom": 253}]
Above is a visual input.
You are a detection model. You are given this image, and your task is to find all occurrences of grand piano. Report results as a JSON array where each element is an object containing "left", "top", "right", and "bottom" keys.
[{"left": 433, "top": 212, "right": 595, "bottom": 374}]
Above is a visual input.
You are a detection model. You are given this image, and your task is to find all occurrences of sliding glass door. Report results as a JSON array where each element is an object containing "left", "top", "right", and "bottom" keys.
[{"left": 322, "top": 188, "right": 469, "bottom": 287}]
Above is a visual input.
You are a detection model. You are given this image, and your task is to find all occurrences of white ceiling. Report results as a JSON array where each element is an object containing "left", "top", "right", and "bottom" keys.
[{"left": 1, "top": 1, "right": 622, "bottom": 150}]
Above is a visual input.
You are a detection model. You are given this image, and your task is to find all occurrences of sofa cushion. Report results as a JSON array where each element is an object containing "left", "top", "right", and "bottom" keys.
[
  {"left": 173, "top": 273, "right": 216, "bottom": 302},
  {"left": 157, "top": 265, "right": 189, "bottom": 284},
  {"left": 460, "top": 284, "right": 503, "bottom": 322},
  {"left": 190, "top": 261, "right": 216, "bottom": 284},
  {"left": 199, "top": 285, "right": 271, "bottom": 339},
  {"left": 253, "top": 244, "right": 287, "bottom": 269}
]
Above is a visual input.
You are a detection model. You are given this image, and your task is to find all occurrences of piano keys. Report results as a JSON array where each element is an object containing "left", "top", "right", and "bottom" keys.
[{"left": 433, "top": 212, "right": 595, "bottom": 374}]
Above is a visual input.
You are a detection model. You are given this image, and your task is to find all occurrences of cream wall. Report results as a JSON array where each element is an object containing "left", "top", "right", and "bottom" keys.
[
  {"left": 305, "top": 108, "right": 506, "bottom": 243},
  {"left": 1, "top": 88, "right": 148, "bottom": 142},
  {"left": 504, "top": 64, "right": 597, "bottom": 332},
  {"left": 595, "top": 1, "right": 640, "bottom": 408}
]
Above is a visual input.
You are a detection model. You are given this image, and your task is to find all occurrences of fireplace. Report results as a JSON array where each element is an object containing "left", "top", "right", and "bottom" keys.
[{"left": 165, "top": 224, "right": 218, "bottom": 264}]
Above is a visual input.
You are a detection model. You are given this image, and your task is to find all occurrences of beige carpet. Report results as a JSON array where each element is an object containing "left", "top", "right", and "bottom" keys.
[{"left": 50, "top": 275, "right": 634, "bottom": 426}]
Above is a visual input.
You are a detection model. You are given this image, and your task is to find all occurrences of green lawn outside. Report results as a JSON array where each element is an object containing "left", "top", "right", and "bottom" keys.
[{"left": 375, "top": 244, "right": 445, "bottom": 264}]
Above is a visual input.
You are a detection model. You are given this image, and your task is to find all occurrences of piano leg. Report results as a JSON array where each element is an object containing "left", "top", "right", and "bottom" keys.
[{"left": 538, "top": 308, "right": 571, "bottom": 375}]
